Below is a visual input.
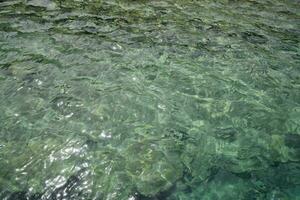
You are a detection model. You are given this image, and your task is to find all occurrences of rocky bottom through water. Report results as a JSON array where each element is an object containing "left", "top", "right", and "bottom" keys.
[{"left": 0, "top": 0, "right": 300, "bottom": 199}]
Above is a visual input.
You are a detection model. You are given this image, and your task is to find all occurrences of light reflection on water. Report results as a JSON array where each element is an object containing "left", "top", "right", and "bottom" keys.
[{"left": 0, "top": 0, "right": 300, "bottom": 199}]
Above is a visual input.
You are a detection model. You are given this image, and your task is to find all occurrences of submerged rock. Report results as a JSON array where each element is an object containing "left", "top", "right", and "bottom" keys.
[
  {"left": 284, "top": 133, "right": 300, "bottom": 149},
  {"left": 241, "top": 31, "right": 268, "bottom": 44},
  {"left": 214, "top": 127, "right": 237, "bottom": 142},
  {"left": 124, "top": 141, "right": 183, "bottom": 197}
]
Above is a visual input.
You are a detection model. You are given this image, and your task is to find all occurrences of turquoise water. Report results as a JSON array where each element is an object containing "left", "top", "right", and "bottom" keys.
[{"left": 0, "top": 0, "right": 300, "bottom": 199}]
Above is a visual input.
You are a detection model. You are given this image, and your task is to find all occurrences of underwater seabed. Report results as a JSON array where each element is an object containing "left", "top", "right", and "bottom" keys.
[{"left": 0, "top": 0, "right": 300, "bottom": 199}]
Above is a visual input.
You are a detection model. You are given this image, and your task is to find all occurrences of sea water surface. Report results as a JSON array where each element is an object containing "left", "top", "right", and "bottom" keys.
[{"left": 0, "top": 0, "right": 300, "bottom": 199}]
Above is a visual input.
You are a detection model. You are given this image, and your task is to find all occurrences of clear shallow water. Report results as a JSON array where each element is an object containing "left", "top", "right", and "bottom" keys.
[{"left": 0, "top": 0, "right": 300, "bottom": 199}]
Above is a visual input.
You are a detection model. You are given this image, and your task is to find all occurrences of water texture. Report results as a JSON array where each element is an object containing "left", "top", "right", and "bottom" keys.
[{"left": 0, "top": 0, "right": 300, "bottom": 199}]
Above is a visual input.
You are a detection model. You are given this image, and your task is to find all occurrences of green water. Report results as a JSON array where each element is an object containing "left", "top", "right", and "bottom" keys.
[{"left": 0, "top": 0, "right": 300, "bottom": 199}]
